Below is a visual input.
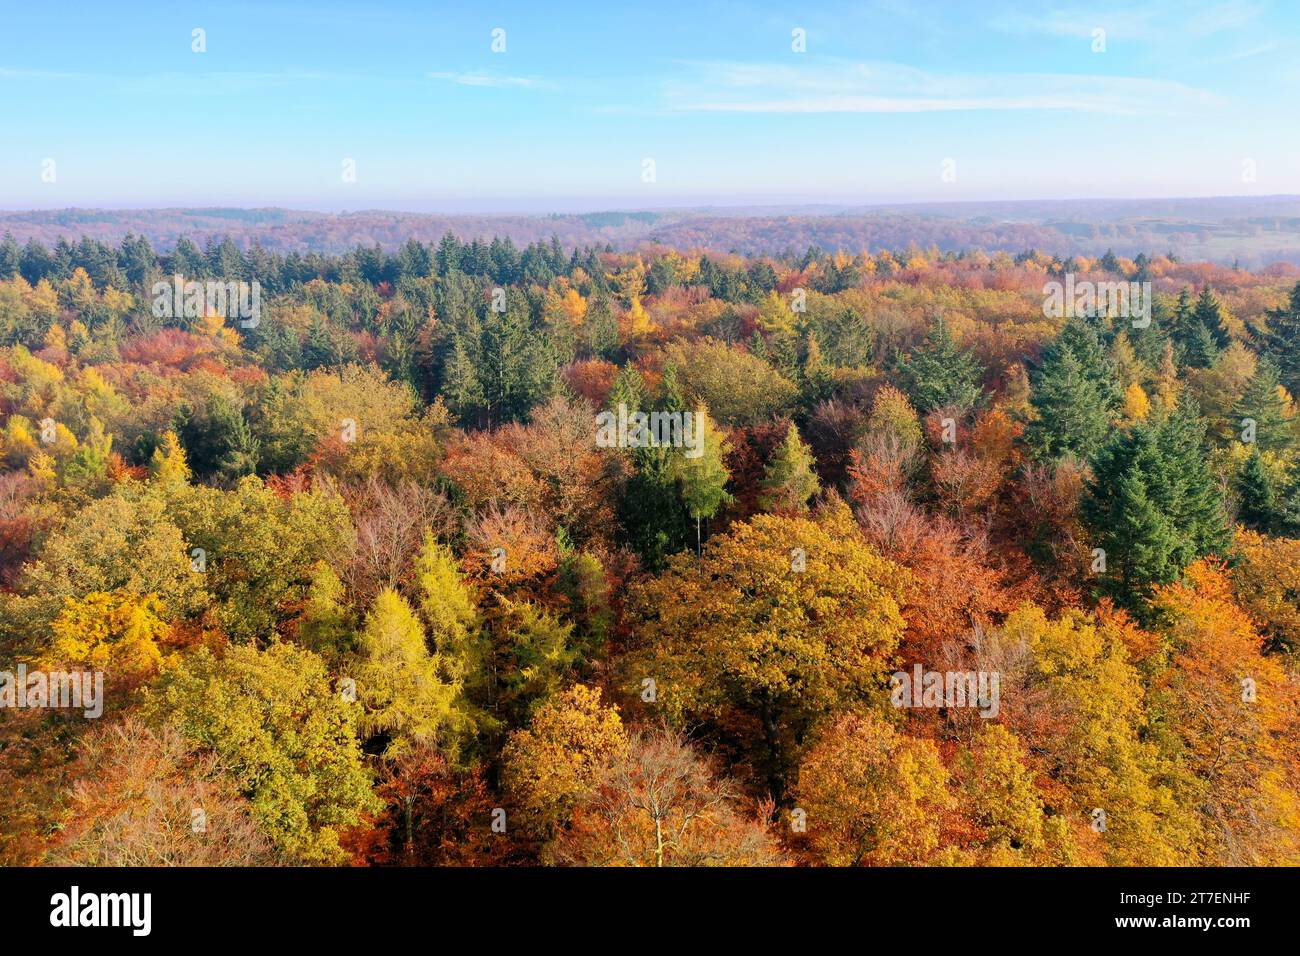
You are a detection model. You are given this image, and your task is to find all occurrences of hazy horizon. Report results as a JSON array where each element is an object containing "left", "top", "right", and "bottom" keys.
[{"left": 4, "top": 191, "right": 1300, "bottom": 217}]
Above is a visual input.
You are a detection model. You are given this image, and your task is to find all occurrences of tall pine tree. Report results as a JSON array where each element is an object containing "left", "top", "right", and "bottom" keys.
[
  {"left": 898, "top": 316, "right": 984, "bottom": 414},
  {"left": 1084, "top": 400, "right": 1230, "bottom": 610},
  {"left": 1236, "top": 449, "right": 1283, "bottom": 533},
  {"left": 1248, "top": 281, "right": 1300, "bottom": 396},
  {"left": 1230, "top": 356, "right": 1293, "bottom": 455},
  {"left": 1192, "top": 287, "right": 1232, "bottom": 351},
  {"left": 1026, "top": 319, "right": 1122, "bottom": 461}
]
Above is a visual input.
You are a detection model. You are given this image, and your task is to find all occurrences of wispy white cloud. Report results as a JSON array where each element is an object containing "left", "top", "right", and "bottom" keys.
[
  {"left": 664, "top": 60, "right": 1222, "bottom": 115},
  {"left": 427, "top": 71, "right": 548, "bottom": 89},
  {"left": 1210, "top": 39, "right": 1285, "bottom": 62},
  {"left": 989, "top": 0, "right": 1262, "bottom": 40},
  {"left": 990, "top": 7, "right": 1158, "bottom": 40},
  {"left": 0, "top": 67, "right": 88, "bottom": 80},
  {"left": 0, "top": 66, "right": 367, "bottom": 92},
  {"left": 1184, "top": 0, "right": 1265, "bottom": 35}
]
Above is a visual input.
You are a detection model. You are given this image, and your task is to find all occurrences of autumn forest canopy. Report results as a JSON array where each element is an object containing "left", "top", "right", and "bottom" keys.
[{"left": 2, "top": 229, "right": 1300, "bottom": 868}]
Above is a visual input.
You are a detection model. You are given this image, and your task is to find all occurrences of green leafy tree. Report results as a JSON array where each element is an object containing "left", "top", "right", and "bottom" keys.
[
  {"left": 674, "top": 410, "right": 733, "bottom": 555},
  {"left": 170, "top": 476, "right": 354, "bottom": 644},
  {"left": 663, "top": 338, "right": 798, "bottom": 426},
  {"left": 624, "top": 503, "right": 909, "bottom": 794},
  {"left": 501, "top": 684, "right": 626, "bottom": 836},
  {"left": 795, "top": 711, "right": 952, "bottom": 866},
  {"left": 144, "top": 642, "right": 380, "bottom": 864},
  {"left": 6, "top": 484, "right": 207, "bottom": 646}
]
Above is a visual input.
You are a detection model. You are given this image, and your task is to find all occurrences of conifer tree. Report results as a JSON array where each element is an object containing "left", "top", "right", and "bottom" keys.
[
  {"left": 355, "top": 589, "right": 457, "bottom": 757},
  {"left": 618, "top": 443, "right": 689, "bottom": 571},
  {"left": 1107, "top": 467, "right": 1181, "bottom": 601},
  {"left": 1236, "top": 449, "right": 1282, "bottom": 533},
  {"left": 0, "top": 233, "right": 20, "bottom": 280},
  {"left": 176, "top": 394, "right": 259, "bottom": 482},
  {"left": 1127, "top": 303, "right": 1171, "bottom": 368},
  {"left": 1230, "top": 356, "right": 1293, "bottom": 455},
  {"left": 1154, "top": 401, "right": 1233, "bottom": 559},
  {"left": 415, "top": 534, "right": 494, "bottom": 746},
  {"left": 1154, "top": 340, "right": 1182, "bottom": 411},
  {"left": 1027, "top": 319, "right": 1122, "bottom": 461},
  {"left": 149, "top": 430, "right": 191, "bottom": 484},
  {"left": 441, "top": 334, "right": 484, "bottom": 424},
  {"left": 1169, "top": 287, "right": 1197, "bottom": 348},
  {"left": 801, "top": 329, "right": 834, "bottom": 405},
  {"left": 898, "top": 316, "right": 983, "bottom": 413},
  {"left": 1123, "top": 382, "right": 1151, "bottom": 422},
  {"left": 1085, "top": 401, "right": 1230, "bottom": 609},
  {"left": 1248, "top": 282, "right": 1300, "bottom": 395},
  {"left": 1183, "top": 319, "right": 1222, "bottom": 369},
  {"left": 867, "top": 382, "right": 924, "bottom": 450},
  {"left": 584, "top": 294, "right": 620, "bottom": 359},
  {"left": 1192, "top": 287, "right": 1232, "bottom": 351},
  {"left": 479, "top": 295, "right": 554, "bottom": 424},
  {"left": 1109, "top": 332, "right": 1148, "bottom": 388},
  {"left": 606, "top": 363, "right": 643, "bottom": 413},
  {"left": 759, "top": 423, "right": 821, "bottom": 512},
  {"left": 303, "top": 318, "right": 344, "bottom": 370},
  {"left": 658, "top": 361, "right": 686, "bottom": 412},
  {"left": 298, "top": 561, "right": 353, "bottom": 659}
]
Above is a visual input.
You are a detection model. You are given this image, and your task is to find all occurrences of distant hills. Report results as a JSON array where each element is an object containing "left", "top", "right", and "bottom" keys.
[{"left": 4, "top": 196, "right": 1300, "bottom": 267}]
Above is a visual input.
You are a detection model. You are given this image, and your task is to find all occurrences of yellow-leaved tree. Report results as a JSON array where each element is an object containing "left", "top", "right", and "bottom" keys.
[
  {"left": 624, "top": 498, "right": 911, "bottom": 796},
  {"left": 501, "top": 684, "right": 627, "bottom": 837},
  {"left": 354, "top": 588, "right": 458, "bottom": 759},
  {"left": 1149, "top": 561, "right": 1300, "bottom": 864},
  {"left": 794, "top": 711, "right": 952, "bottom": 866},
  {"left": 1230, "top": 528, "right": 1300, "bottom": 662},
  {"left": 996, "top": 603, "right": 1195, "bottom": 865},
  {"left": 43, "top": 591, "right": 171, "bottom": 686}
]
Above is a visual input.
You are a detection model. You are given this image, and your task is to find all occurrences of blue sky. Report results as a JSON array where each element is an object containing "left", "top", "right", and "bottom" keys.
[{"left": 1, "top": 0, "right": 1297, "bottom": 210}]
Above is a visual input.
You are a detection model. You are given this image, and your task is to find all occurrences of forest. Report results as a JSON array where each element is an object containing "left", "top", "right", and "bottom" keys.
[{"left": 0, "top": 229, "right": 1298, "bottom": 867}]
